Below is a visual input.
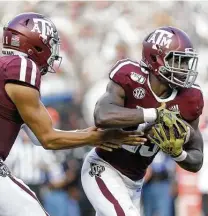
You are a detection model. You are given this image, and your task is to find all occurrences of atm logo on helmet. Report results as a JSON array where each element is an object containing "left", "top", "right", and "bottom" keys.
[
  {"left": 147, "top": 29, "right": 174, "bottom": 50},
  {"left": 31, "top": 18, "right": 54, "bottom": 40}
]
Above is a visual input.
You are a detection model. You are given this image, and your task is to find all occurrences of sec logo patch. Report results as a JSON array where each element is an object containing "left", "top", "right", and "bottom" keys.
[{"left": 133, "top": 87, "right": 145, "bottom": 99}]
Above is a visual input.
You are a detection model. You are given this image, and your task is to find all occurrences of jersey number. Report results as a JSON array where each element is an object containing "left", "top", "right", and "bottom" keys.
[
  {"left": 122, "top": 122, "right": 159, "bottom": 157},
  {"left": 122, "top": 143, "right": 158, "bottom": 157},
  {"left": 139, "top": 143, "right": 159, "bottom": 157}
]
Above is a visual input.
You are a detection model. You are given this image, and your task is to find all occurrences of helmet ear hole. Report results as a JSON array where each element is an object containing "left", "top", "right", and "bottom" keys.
[
  {"left": 150, "top": 54, "right": 157, "bottom": 62},
  {"left": 34, "top": 46, "right": 42, "bottom": 52}
]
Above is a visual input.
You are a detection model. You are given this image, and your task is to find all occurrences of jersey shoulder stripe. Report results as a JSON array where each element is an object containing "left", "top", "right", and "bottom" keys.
[
  {"left": 19, "top": 56, "right": 38, "bottom": 86},
  {"left": 19, "top": 56, "right": 27, "bottom": 82},
  {"left": 30, "top": 59, "right": 37, "bottom": 85},
  {"left": 192, "top": 83, "right": 201, "bottom": 91},
  {"left": 110, "top": 59, "right": 141, "bottom": 79}
]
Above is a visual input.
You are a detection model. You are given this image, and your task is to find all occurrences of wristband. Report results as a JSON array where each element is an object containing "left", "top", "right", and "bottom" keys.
[
  {"left": 172, "top": 150, "right": 187, "bottom": 162},
  {"left": 143, "top": 108, "right": 157, "bottom": 123}
]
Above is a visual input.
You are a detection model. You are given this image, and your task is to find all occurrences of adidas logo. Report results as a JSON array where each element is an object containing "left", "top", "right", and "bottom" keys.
[{"left": 169, "top": 104, "right": 179, "bottom": 112}]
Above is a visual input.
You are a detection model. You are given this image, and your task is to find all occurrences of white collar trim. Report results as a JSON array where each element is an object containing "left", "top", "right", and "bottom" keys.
[{"left": 147, "top": 75, "right": 178, "bottom": 102}]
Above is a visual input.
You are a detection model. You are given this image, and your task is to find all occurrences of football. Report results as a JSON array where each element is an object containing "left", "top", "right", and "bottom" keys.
[{"left": 143, "top": 119, "right": 195, "bottom": 144}]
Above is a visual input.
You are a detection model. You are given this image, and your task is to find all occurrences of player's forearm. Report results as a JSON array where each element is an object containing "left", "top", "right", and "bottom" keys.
[
  {"left": 95, "top": 104, "right": 158, "bottom": 128},
  {"left": 25, "top": 125, "right": 89, "bottom": 149},
  {"left": 175, "top": 129, "right": 204, "bottom": 172},
  {"left": 42, "top": 129, "right": 93, "bottom": 150},
  {"left": 94, "top": 104, "right": 146, "bottom": 128},
  {"left": 176, "top": 149, "right": 203, "bottom": 172}
]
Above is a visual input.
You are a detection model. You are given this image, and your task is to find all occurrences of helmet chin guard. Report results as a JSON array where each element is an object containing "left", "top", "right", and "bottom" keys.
[{"left": 159, "top": 49, "right": 198, "bottom": 88}]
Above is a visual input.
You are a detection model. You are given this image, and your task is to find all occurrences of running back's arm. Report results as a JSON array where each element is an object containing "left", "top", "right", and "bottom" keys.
[
  {"left": 176, "top": 118, "right": 204, "bottom": 172},
  {"left": 94, "top": 81, "right": 146, "bottom": 128}
]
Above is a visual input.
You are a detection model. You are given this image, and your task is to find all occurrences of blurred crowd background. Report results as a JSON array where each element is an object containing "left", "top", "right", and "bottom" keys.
[{"left": 1, "top": 1, "right": 208, "bottom": 216}]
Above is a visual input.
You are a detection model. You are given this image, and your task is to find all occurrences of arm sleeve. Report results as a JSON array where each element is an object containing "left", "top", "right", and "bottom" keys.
[
  {"left": 182, "top": 89, "right": 204, "bottom": 122},
  {"left": 109, "top": 61, "right": 132, "bottom": 93}
]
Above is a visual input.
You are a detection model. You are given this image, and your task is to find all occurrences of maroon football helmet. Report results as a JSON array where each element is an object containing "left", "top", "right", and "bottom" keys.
[
  {"left": 141, "top": 26, "right": 198, "bottom": 88},
  {"left": 2, "top": 12, "right": 61, "bottom": 74}
]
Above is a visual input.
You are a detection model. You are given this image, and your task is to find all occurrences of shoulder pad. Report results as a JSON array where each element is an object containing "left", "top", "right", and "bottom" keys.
[
  {"left": 181, "top": 85, "right": 204, "bottom": 121},
  {"left": 5, "top": 56, "right": 41, "bottom": 91},
  {"left": 109, "top": 59, "right": 146, "bottom": 92}
]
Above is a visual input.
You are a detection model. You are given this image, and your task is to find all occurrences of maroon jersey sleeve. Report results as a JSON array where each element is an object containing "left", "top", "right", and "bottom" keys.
[
  {"left": 109, "top": 60, "right": 133, "bottom": 93},
  {"left": 180, "top": 87, "right": 204, "bottom": 122},
  {"left": 5, "top": 56, "right": 41, "bottom": 91}
]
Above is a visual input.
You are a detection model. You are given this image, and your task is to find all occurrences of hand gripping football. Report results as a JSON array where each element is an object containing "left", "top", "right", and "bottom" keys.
[{"left": 145, "top": 111, "right": 194, "bottom": 157}]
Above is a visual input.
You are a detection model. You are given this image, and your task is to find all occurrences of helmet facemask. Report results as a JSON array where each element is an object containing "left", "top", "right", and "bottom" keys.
[
  {"left": 159, "top": 48, "right": 198, "bottom": 88},
  {"left": 41, "top": 34, "right": 62, "bottom": 75}
]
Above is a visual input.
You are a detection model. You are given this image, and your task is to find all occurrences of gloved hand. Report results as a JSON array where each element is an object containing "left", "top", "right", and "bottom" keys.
[{"left": 147, "top": 110, "right": 188, "bottom": 157}]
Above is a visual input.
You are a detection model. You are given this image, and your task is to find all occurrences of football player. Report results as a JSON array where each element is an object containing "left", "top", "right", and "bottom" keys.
[
  {"left": 0, "top": 13, "right": 146, "bottom": 216},
  {"left": 81, "top": 26, "right": 204, "bottom": 216}
]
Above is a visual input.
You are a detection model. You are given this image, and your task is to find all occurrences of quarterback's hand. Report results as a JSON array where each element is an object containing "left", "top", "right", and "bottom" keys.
[
  {"left": 86, "top": 127, "right": 147, "bottom": 151},
  {"left": 147, "top": 113, "right": 188, "bottom": 157}
]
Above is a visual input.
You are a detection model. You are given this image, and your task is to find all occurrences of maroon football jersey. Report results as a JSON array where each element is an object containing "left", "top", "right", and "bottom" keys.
[
  {"left": 96, "top": 59, "right": 204, "bottom": 180},
  {"left": 0, "top": 55, "right": 41, "bottom": 160}
]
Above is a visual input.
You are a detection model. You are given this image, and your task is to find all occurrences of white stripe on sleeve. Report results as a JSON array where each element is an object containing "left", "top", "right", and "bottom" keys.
[
  {"left": 19, "top": 56, "right": 27, "bottom": 82},
  {"left": 30, "top": 60, "right": 37, "bottom": 85},
  {"left": 109, "top": 60, "right": 141, "bottom": 79}
]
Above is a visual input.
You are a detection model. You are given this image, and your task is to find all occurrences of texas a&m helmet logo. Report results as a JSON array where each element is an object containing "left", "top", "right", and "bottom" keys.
[
  {"left": 133, "top": 87, "right": 146, "bottom": 99},
  {"left": 147, "top": 29, "right": 174, "bottom": 50},
  {"left": 31, "top": 18, "right": 54, "bottom": 40}
]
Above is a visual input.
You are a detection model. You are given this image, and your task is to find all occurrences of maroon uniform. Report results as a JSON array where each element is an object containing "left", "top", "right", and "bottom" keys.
[
  {"left": 0, "top": 55, "right": 41, "bottom": 160},
  {"left": 96, "top": 59, "right": 204, "bottom": 180},
  {"left": 82, "top": 26, "right": 203, "bottom": 216},
  {"left": 0, "top": 12, "right": 60, "bottom": 216}
]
